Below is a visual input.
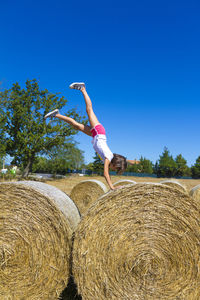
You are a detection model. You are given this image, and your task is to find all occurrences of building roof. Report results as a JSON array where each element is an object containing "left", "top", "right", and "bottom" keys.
[{"left": 127, "top": 159, "right": 140, "bottom": 165}]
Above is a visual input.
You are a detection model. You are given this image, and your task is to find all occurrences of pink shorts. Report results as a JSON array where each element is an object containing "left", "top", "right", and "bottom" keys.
[{"left": 90, "top": 124, "right": 106, "bottom": 137}]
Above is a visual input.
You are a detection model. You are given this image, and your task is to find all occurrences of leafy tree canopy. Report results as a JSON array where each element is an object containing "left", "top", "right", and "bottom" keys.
[
  {"left": 191, "top": 156, "right": 200, "bottom": 179},
  {"left": 0, "top": 92, "right": 7, "bottom": 159},
  {"left": 32, "top": 139, "right": 85, "bottom": 174},
  {"left": 138, "top": 156, "right": 154, "bottom": 174},
  {"left": 127, "top": 157, "right": 153, "bottom": 174},
  {"left": 92, "top": 153, "right": 104, "bottom": 175},
  {"left": 0, "top": 79, "right": 86, "bottom": 176},
  {"left": 156, "top": 147, "right": 177, "bottom": 177},
  {"left": 175, "top": 154, "right": 190, "bottom": 177}
]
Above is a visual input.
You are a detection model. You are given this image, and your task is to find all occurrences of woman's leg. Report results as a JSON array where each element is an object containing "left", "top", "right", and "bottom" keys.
[
  {"left": 55, "top": 113, "right": 92, "bottom": 136},
  {"left": 80, "top": 87, "right": 99, "bottom": 128}
]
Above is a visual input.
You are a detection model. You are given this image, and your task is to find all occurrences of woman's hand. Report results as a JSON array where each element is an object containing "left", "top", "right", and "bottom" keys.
[{"left": 113, "top": 185, "right": 124, "bottom": 190}]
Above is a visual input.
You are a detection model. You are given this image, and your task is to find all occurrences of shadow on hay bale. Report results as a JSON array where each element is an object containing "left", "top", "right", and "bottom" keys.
[
  {"left": 160, "top": 179, "right": 188, "bottom": 193},
  {"left": 113, "top": 179, "right": 136, "bottom": 187},
  {"left": 0, "top": 181, "right": 81, "bottom": 300},
  {"left": 60, "top": 276, "right": 82, "bottom": 300},
  {"left": 60, "top": 235, "right": 82, "bottom": 300},
  {"left": 70, "top": 179, "right": 108, "bottom": 215},
  {"left": 72, "top": 183, "right": 200, "bottom": 300}
]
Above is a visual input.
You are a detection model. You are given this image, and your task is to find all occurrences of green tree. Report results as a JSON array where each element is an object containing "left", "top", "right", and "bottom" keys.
[
  {"left": 138, "top": 156, "right": 154, "bottom": 174},
  {"left": 0, "top": 79, "right": 86, "bottom": 177},
  {"left": 43, "top": 140, "right": 84, "bottom": 171},
  {"left": 92, "top": 153, "right": 104, "bottom": 175},
  {"left": 153, "top": 161, "right": 159, "bottom": 174},
  {"left": 156, "top": 147, "right": 177, "bottom": 177},
  {"left": 84, "top": 162, "right": 94, "bottom": 171},
  {"left": 0, "top": 93, "right": 7, "bottom": 161},
  {"left": 191, "top": 156, "right": 200, "bottom": 179},
  {"left": 32, "top": 157, "right": 49, "bottom": 173},
  {"left": 126, "top": 163, "right": 140, "bottom": 173},
  {"left": 33, "top": 141, "right": 85, "bottom": 175},
  {"left": 175, "top": 154, "right": 188, "bottom": 177},
  {"left": 0, "top": 156, "right": 4, "bottom": 169},
  {"left": 126, "top": 157, "right": 154, "bottom": 174}
]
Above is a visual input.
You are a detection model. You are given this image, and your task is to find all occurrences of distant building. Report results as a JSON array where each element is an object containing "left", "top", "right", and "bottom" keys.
[{"left": 127, "top": 159, "right": 140, "bottom": 165}]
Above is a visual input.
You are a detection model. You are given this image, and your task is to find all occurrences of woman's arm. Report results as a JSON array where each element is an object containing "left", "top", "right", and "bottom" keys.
[{"left": 104, "top": 159, "right": 115, "bottom": 190}]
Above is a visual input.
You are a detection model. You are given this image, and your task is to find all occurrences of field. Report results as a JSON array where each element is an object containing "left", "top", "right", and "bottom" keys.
[{"left": 45, "top": 174, "right": 200, "bottom": 195}]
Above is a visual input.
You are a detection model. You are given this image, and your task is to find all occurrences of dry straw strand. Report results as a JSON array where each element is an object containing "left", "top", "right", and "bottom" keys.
[
  {"left": 70, "top": 179, "right": 108, "bottom": 215},
  {"left": 17, "top": 181, "right": 81, "bottom": 231},
  {"left": 0, "top": 181, "right": 80, "bottom": 300},
  {"left": 113, "top": 179, "right": 136, "bottom": 187},
  {"left": 73, "top": 183, "right": 200, "bottom": 300},
  {"left": 160, "top": 179, "right": 188, "bottom": 193},
  {"left": 190, "top": 184, "right": 200, "bottom": 205}
]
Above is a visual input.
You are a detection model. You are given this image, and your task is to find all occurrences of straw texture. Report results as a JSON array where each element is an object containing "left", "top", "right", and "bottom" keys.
[
  {"left": 70, "top": 179, "right": 107, "bottom": 215},
  {"left": 160, "top": 179, "right": 187, "bottom": 193},
  {"left": 73, "top": 183, "right": 200, "bottom": 300},
  {"left": 113, "top": 179, "right": 136, "bottom": 187},
  {"left": 0, "top": 181, "right": 80, "bottom": 300},
  {"left": 190, "top": 184, "right": 200, "bottom": 206}
]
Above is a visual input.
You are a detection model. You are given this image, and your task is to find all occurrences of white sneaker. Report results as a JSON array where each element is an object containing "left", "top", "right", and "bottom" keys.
[
  {"left": 44, "top": 109, "right": 59, "bottom": 119},
  {"left": 69, "top": 82, "right": 85, "bottom": 90}
]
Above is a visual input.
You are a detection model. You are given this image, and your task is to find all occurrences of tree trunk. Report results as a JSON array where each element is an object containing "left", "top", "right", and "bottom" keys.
[{"left": 22, "top": 159, "right": 32, "bottom": 178}]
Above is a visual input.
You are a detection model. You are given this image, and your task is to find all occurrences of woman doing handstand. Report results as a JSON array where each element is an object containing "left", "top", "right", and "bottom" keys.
[{"left": 44, "top": 82, "right": 127, "bottom": 190}]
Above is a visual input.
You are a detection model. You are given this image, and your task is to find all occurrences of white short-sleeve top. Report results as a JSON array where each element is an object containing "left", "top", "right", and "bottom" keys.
[{"left": 91, "top": 124, "right": 114, "bottom": 162}]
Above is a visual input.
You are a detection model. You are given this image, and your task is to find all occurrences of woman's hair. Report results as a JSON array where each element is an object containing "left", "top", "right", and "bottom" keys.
[{"left": 111, "top": 153, "right": 127, "bottom": 175}]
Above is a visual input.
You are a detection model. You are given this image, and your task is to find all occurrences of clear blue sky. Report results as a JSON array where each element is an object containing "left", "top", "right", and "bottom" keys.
[{"left": 1, "top": 0, "right": 199, "bottom": 166}]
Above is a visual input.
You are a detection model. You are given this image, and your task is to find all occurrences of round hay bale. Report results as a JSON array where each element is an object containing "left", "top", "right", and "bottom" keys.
[
  {"left": 73, "top": 183, "right": 200, "bottom": 300},
  {"left": 190, "top": 184, "right": 200, "bottom": 205},
  {"left": 0, "top": 181, "right": 80, "bottom": 300},
  {"left": 160, "top": 179, "right": 187, "bottom": 193},
  {"left": 113, "top": 179, "right": 136, "bottom": 187},
  {"left": 70, "top": 179, "right": 108, "bottom": 215}
]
